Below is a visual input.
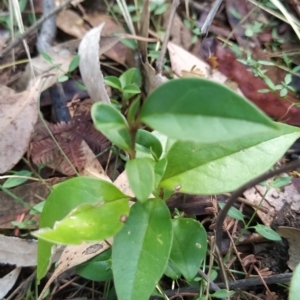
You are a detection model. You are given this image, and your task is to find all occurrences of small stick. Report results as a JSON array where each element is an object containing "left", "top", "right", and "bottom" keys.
[
  {"left": 0, "top": 0, "right": 74, "bottom": 58},
  {"left": 216, "top": 159, "right": 300, "bottom": 253},
  {"left": 156, "top": 0, "right": 179, "bottom": 75},
  {"left": 200, "top": 0, "right": 223, "bottom": 35}
]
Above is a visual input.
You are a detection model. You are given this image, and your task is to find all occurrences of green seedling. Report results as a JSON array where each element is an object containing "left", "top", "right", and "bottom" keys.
[{"left": 33, "top": 77, "right": 300, "bottom": 300}]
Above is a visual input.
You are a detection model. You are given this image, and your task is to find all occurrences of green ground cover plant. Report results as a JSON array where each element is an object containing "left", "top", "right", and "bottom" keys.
[{"left": 33, "top": 77, "right": 300, "bottom": 300}]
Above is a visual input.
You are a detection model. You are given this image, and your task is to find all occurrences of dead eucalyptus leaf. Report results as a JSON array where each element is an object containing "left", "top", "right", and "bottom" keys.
[
  {"left": 16, "top": 40, "right": 79, "bottom": 92},
  {"left": 79, "top": 23, "right": 112, "bottom": 103},
  {"left": 56, "top": 9, "right": 87, "bottom": 38},
  {"left": 277, "top": 226, "right": 300, "bottom": 270},
  {"left": 0, "top": 267, "right": 21, "bottom": 299},
  {"left": 0, "top": 79, "right": 42, "bottom": 173},
  {"left": 38, "top": 240, "right": 112, "bottom": 300},
  {"left": 0, "top": 235, "right": 37, "bottom": 266}
]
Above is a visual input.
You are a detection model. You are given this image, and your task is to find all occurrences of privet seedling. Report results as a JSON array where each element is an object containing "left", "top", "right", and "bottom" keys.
[{"left": 33, "top": 77, "right": 300, "bottom": 300}]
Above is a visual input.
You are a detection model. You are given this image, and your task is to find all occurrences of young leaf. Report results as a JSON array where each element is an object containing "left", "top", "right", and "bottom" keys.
[
  {"left": 76, "top": 249, "right": 113, "bottom": 282},
  {"left": 119, "top": 68, "right": 142, "bottom": 89},
  {"left": 123, "top": 84, "right": 141, "bottom": 94},
  {"left": 140, "top": 78, "right": 279, "bottom": 143},
  {"left": 154, "top": 158, "right": 168, "bottom": 189},
  {"left": 68, "top": 54, "right": 80, "bottom": 72},
  {"left": 159, "top": 123, "right": 300, "bottom": 194},
  {"left": 91, "top": 102, "right": 131, "bottom": 151},
  {"left": 169, "top": 218, "right": 207, "bottom": 281},
  {"left": 125, "top": 158, "right": 155, "bottom": 202},
  {"left": 218, "top": 203, "right": 244, "bottom": 221},
  {"left": 127, "top": 96, "right": 141, "bottom": 125},
  {"left": 37, "top": 177, "right": 129, "bottom": 281},
  {"left": 136, "top": 129, "right": 163, "bottom": 160},
  {"left": 289, "top": 263, "right": 300, "bottom": 300},
  {"left": 211, "top": 289, "right": 235, "bottom": 298},
  {"left": 3, "top": 170, "right": 32, "bottom": 188},
  {"left": 104, "top": 76, "right": 122, "bottom": 90},
  {"left": 254, "top": 224, "right": 281, "bottom": 241},
  {"left": 58, "top": 75, "right": 69, "bottom": 82},
  {"left": 112, "top": 199, "right": 173, "bottom": 300},
  {"left": 40, "top": 51, "right": 53, "bottom": 64}
]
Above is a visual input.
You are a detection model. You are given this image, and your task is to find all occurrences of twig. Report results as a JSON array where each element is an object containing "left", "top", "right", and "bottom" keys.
[
  {"left": 200, "top": 0, "right": 223, "bottom": 35},
  {"left": 159, "top": 273, "right": 293, "bottom": 298},
  {"left": 156, "top": 0, "right": 179, "bottom": 75},
  {"left": 0, "top": 0, "right": 74, "bottom": 58},
  {"left": 216, "top": 159, "right": 300, "bottom": 254}
]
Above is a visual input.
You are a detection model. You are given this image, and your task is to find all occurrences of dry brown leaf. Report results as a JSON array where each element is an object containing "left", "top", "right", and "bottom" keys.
[
  {"left": 79, "top": 140, "right": 111, "bottom": 181},
  {"left": 0, "top": 235, "right": 37, "bottom": 266},
  {"left": 16, "top": 40, "right": 79, "bottom": 92},
  {"left": 163, "top": 10, "right": 192, "bottom": 49},
  {"left": 79, "top": 23, "right": 116, "bottom": 103},
  {"left": 0, "top": 79, "right": 42, "bottom": 173},
  {"left": 84, "top": 14, "right": 128, "bottom": 65},
  {"left": 56, "top": 9, "right": 87, "bottom": 38},
  {"left": 277, "top": 226, "right": 300, "bottom": 270},
  {"left": 38, "top": 240, "right": 112, "bottom": 300},
  {"left": 0, "top": 267, "right": 21, "bottom": 299}
]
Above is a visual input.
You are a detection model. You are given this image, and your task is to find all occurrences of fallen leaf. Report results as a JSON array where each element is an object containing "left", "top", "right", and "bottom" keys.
[
  {"left": 277, "top": 226, "right": 300, "bottom": 270},
  {"left": 79, "top": 23, "right": 116, "bottom": 103},
  {"left": 56, "top": 9, "right": 88, "bottom": 38},
  {"left": 38, "top": 240, "right": 112, "bottom": 300},
  {"left": 16, "top": 40, "right": 79, "bottom": 92},
  {"left": 0, "top": 235, "right": 37, "bottom": 266},
  {"left": 0, "top": 79, "right": 42, "bottom": 173},
  {"left": 204, "top": 40, "right": 300, "bottom": 125},
  {"left": 0, "top": 267, "right": 21, "bottom": 299},
  {"left": 84, "top": 13, "right": 128, "bottom": 64}
]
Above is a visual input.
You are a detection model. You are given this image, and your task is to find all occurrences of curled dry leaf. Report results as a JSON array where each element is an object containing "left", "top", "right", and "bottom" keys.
[
  {"left": 84, "top": 13, "right": 128, "bottom": 65},
  {"left": 0, "top": 79, "right": 42, "bottom": 173},
  {"left": 38, "top": 240, "right": 112, "bottom": 300},
  {"left": 277, "top": 227, "right": 300, "bottom": 270},
  {"left": 79, "top": 23, "right": 115, "bottom": 103}
]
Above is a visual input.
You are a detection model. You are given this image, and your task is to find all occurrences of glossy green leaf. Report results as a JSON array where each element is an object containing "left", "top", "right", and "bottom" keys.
[
  {"left": 254, "top": 224, "right": 281, "bottom": 241},
  {"left": 105, "top": 76, "right": 122, "bottom": 90},
  {"left": 112, "top": 199, "right": 173, "bottom": 300},
  {"left": 125, "top": 158, "right": 155, "bottom": 202},
  {"left": 159, "top": 123, "right": 300, "bottom": 194},
  {"left": 68, "top": 54, "right": 80, "bottom": 72},
  {"left": 211, "top": 289, "right": 235, "bottom": 298},
  {"left": 136, "top": 129, "right": 163, "bottom": 160},
  {"left": 123, "top": 84, "right": 141, "bottom": 94},
  {"left": 119, "top": 68, "right": 142, "bottom": 89},
  {"left": 164, "top": 260, "right": 182, "bottom": 280},
  {"left": 154, "top": 158, "right": 168, "bottom": 189},
  {"left": 289, "top": 263, "right": 300, "bottom": 300},
  {"left": 91, "top": 102, "right": 131, "bottom": 150},
  {"left": 169, "top": 218, "right": 207, "bottom": 281},
  {"left": 127, "top": 96, "right": 141, "bottom": 125},
  {"left": 3, "top": 170, "right": 32, "bottom": 188},
  {"left": 76, "top": 249, "right": 112, "bottom": 281},
  {"left": 37, "top": 177, "right": 129, "bottom": 281},
  {"left": 218, "top": 203, "right": 244, "bottom": 221},
  {"left": 33, "top": 199, "right": 129, "bottom": 244},
  {"left": 140, "top": 78, "right": 278, "bottom": 143}
]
